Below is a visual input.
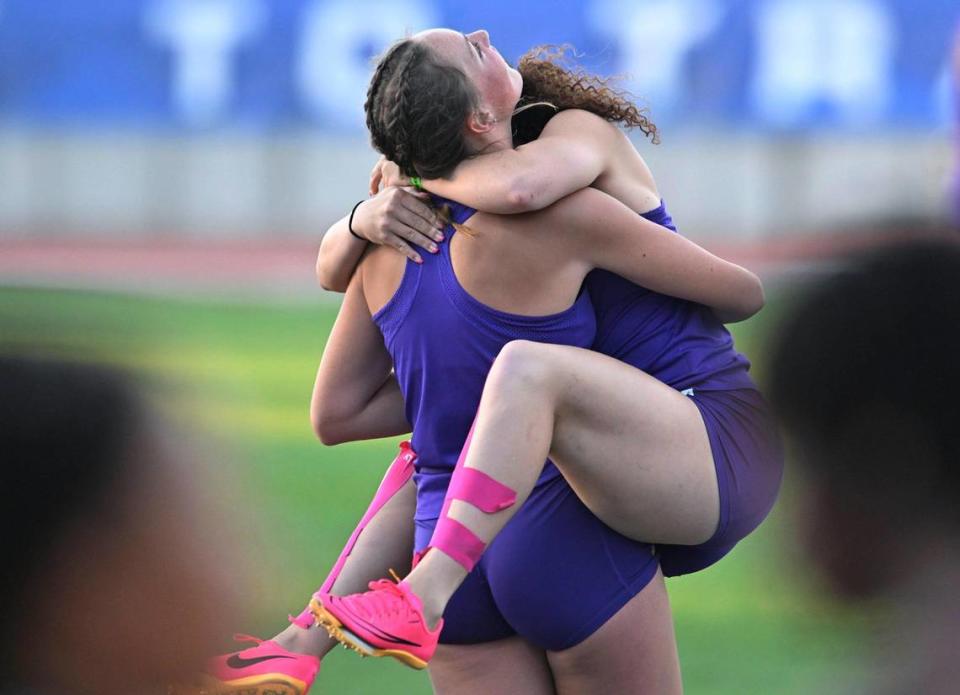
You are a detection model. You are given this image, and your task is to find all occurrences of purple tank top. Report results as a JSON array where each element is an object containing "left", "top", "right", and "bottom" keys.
[
  {"left": 584, "top": 201, "right": 755, "bottom": 392},
  {"left": 373, "top": 200, "right": 597, "bottom": 521}
]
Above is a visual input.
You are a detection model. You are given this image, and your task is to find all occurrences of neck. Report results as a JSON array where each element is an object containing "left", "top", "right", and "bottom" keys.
[{"left": 468, "top": 120, "right": 515, "bottom": 156}]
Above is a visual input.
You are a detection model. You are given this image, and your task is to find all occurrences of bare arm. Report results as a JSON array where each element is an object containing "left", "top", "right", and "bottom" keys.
[
  {"left": 316, "top": 188, "right": 445, "bottom": 293},
  {"left": 418, "top": 110, "right": 610, "bottom": 214},
  {"left": 311, "top": 266, "right": 411, "bottom": 444},
  {"left": 558, "top": 188, "right": 765, "bottom": 322},
  {"left": 316, "top": 214, "right": 368, "bottom": 293}
]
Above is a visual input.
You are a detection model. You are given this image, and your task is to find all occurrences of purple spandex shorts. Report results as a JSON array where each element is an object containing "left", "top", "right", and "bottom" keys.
[
  {"left": 414, "top": 474, "right": 660, "bottom": 651},
  {"left": 414, "top": 388, "right": 782, "bottom": 649},
  {"left": 657, "top": 387, "right": 783, "bottom": 576}
]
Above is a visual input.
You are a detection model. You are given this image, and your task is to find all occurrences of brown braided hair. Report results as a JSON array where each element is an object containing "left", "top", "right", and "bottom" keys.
[
  {"left": 365, "top": 39, "right": 478, "bottom": 179},
  {"left": 365, "top": 39, "right": 658, "bottom": 179}
]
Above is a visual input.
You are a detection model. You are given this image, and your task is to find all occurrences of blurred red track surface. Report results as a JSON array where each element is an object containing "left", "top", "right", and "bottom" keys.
[
  {"left": 0, "top": 229, "right": 938, "bottom": 299},
  {"left": 0, "top": 238, "right": 324, "bottom": 300}
]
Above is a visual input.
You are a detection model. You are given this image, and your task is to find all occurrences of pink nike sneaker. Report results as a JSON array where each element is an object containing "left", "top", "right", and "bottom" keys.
[
  {"left": 179, "top": 634, "right": 320, "bottom": 694},
  {"left": 310, "top": 578, "right": 442, "bottom": 670}
]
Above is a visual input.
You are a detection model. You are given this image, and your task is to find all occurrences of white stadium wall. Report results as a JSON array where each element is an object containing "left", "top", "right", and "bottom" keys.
[{"left": 0, "top": 131, "right": 951, "bottom": 243}]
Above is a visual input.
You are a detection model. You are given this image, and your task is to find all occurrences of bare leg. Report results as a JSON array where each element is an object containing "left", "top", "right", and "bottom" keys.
[
  {"left": 430, "top": 637, "right": 556, "bottom": 695},
  {"left": 547, "top": 569, "right": 682, "bottom": 695},
  {"left": 275, "top": 477, "right": 417, "bottom": 656},
  {"left": 408, "top": 340, "right": 719, "bottom": 625}
]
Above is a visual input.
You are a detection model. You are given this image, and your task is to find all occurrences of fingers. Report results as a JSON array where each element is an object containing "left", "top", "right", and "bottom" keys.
[
  {"left": 389, "top": 237, "right": 423, "bottom": 264},
  {"left": 380, "top": 160, "right": 410, "bottom": 188},
  {"left": 396, "top": 223, "right": 440, "bottom": 255},
  {"left": 398, "top": 190, "right": 445, "bottom": 243},
  {"left": 370, "top": 169, "right": 383, "bottom": 195},
  {"left": 385, "top": 209, "right": 438, "bottom": 252},
  {"left": 369, "top": 156, "right": 386, "bottom": 194},
  {"left": 361, "top": 186, "right": 446, "bottom": 263}
]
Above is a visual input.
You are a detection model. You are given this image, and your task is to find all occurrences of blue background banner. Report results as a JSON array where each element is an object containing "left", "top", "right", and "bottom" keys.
[{"left": 0, "top": 0, "right": 956, "bottom": 131}]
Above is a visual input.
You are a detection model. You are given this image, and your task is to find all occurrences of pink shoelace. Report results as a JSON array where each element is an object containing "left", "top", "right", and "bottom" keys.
[{"left": 349, "top": 574, "right": 420, "bottom": 622}]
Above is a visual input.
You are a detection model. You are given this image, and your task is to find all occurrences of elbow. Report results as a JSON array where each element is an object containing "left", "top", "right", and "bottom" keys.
[
  {"left": 503, "top": 187, "right": 537, "bottom": 213},
  {"left": 315, "top": 259, "right": 348, "bottom": 294},
  {"left": 312, "top": 415, "right": 348, "bottom": 446},
  {"left": 719, "top": 273, "right": 764, "bottom": 324},
  {"left": 317, "top": 276, "right": 347, "bottom": 294},
  {"left": 749, "top": 275, "right": 766, "bottom": 315},
  {"left": 316, "top": 425, "right": 347, "bottom": 447},
  {"left": 311, "top": 401, "right": 347, "bottom": 446},
  {"left": 738, "top": 275, "right": 765, "bottom": 320},
  {"left": 502, "top": 177, "right": 544, "bottom": 213}
]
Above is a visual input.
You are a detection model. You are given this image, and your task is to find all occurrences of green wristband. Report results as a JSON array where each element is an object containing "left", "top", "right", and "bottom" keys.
[{"left": 409, "top": 176, "right": 423, "bottom": 190}]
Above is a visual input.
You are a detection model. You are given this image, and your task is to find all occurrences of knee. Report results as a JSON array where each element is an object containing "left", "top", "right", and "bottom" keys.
[{"left": 489, "top": 341, "right": 561, "bottom": 398}]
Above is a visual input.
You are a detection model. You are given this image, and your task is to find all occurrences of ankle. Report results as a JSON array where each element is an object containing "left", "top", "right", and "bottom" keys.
[
  {"left": 273, "top": 622, "right": 337, "bottom": 658},
  {"left": 404, "top": 551, "right": 469, "bottom": 629},
  {"left": 405, "top": 583, "right": 444, "bottom": 630}
]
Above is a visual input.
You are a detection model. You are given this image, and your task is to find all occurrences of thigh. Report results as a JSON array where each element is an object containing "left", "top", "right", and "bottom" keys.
[
  {"left": 430, "top": 637, "right": 555, "bottom": 695},
  {"left": 547, "top": 568, "right": 682, "bottom": 695},
  {"left": 539, "top": 343, "right": 719, "bottom": 544}
]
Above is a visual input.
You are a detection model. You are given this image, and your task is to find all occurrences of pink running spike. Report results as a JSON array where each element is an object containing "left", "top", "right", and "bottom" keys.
[
  {"left": 186, "top": 635, "right": 320, "bottom": 694},
  {"left": 312, "top": 579, "right": 442, "bottom": 670}
]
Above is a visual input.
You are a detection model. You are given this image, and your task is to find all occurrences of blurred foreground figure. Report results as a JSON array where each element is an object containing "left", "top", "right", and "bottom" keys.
[
  {"left": 0, "top": 357, "right": 238, "bottom": 695},
  {"left": 769, "top": 238, "right": 960, "bottom": 695}
]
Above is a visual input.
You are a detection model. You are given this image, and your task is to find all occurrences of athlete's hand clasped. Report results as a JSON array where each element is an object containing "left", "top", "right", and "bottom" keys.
[
  {"left": 352, "top": 185, "right": 445, "bottom": 264},
  {"left": 369, "top": 155, "right": 412, "bottom": 194}
]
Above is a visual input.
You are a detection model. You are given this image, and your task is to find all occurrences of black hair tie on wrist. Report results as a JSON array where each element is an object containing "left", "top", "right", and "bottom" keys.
[{"left": 348, "top": 200, "right": 366, "bottom": 241}]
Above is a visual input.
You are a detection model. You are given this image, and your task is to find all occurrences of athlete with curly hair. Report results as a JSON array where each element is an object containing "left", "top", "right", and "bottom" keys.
[{"left": 194, "top": 28, "right": 781, "bottom": 695}]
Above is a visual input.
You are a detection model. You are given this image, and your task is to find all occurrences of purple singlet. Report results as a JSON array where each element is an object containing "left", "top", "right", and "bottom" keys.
[
  {"left": 585, "top": 201, "right": 755, "bottom": 391},
  {"left": 373, "top": 200, "right": 595, "bottom": 522}
]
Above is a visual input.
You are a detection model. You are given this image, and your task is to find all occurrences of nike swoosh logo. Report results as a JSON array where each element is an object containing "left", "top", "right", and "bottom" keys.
[
  {"left": 226, "top": 654, "right": 295, "bottom": 669},
  {"left": 342, "top": 610, "right": 423, "bottom": 647}
]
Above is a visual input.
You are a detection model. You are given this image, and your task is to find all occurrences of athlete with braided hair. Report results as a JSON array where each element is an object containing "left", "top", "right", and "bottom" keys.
[
  {"left": 311, "top": 27, "right": 781, "bottom": 683},
  {"left": 192, "top": 28, "right": 780, "bottom": 695}
]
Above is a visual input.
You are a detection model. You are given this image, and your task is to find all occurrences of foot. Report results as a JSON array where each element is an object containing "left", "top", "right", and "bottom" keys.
[
  {"left": 173, "top": 634, "right": 320, "bottom": 695},
  {"left": 310, "top": 578, "right": 443, "bottom": 670}
]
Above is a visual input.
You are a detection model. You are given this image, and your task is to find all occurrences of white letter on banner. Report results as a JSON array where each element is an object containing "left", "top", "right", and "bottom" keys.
[
  {"left": 145, "top": 0, "right": 266, "bottom": 127},
  {"left": 588, "top": 0, "right": 723, "bottom": 117},
  {"left": 751, "top": 0, "right": 893, "bottom": 126},
  {"left": 297, "top": 0, "right": 439, "bottom": 128}
]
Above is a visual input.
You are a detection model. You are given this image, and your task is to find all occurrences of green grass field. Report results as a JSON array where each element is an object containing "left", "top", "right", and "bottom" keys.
[{"left": 0, "top": 286, "right": 869, "bottom": 694}]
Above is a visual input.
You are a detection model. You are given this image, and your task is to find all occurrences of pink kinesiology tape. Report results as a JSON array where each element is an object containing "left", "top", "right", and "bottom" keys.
[
  {"left": 292, "top": 443, "right": 416, "bottom": 628},
  {"left": 290, "top": 607, "right": 315, "bottom": 629},
  {"left": 318, "top": 441, "right": 417, "bottom": 594},
  {"left": 447, "top": 467, "right": 517, "bottom": 513},
  {"left": 429, "top": 517, "right": 488, "bottom": 572},
  {"left": 427, "top": 421, "right": 518, "bottom": 572}
]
